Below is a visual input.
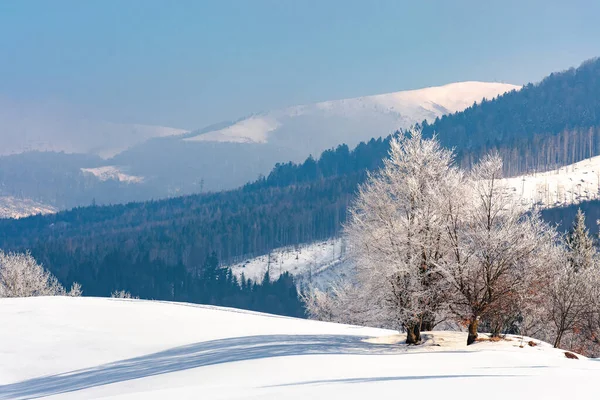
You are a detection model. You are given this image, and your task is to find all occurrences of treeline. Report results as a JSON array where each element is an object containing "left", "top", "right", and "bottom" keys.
[
  {"left": 0, "top": 248, "right": 305, "bottom": 317},
  {"left": 423, "top": 57, "right": 600, "bottom": 175}
]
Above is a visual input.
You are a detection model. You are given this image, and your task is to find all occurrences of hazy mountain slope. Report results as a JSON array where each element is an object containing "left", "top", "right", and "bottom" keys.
[
  {"left": 185, "top": 81, "right": 518, "bottom": 146},
  {"left": 0, "top": 297, "right": 596, "bottom": 400},
  {"left": 167, "top": 82, "right": 517, "bottom": 191},
  {"left": 0, "top": 97, "right": 187, "bottom": 158},
  {"left": 0, "top": 82, "right": 515, "bottom": 208}
]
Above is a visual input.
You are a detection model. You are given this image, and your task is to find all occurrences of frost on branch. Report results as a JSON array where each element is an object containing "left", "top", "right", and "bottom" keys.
[
  {"left": 440, "top": 154, "right": 556, "bottom": 345},
  {"left": 111, "top": 290, "right": 137, "bottom": 299},
  {"left": 302, "top": 131, "right": 600, "bottom": 353},
  {"left": 0, "top": 250, "right": 81, "bottom": 298},
  {"left": 342, "top": 129, "right": 459, "bottom": 343}
]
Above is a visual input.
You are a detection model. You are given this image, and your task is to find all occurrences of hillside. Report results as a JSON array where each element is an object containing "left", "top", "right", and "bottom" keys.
[
  {"left": 424, "top": 58, "right": 600, "bottom": 175},
  {"left": 0, "top": 297, "right": 596, "bottom": 400},
  {"left": 503, "top": 154, "right": 600, "bottom": 208},
  {"left": 184, "top": 81, "right": 517, "bottom": 145}
]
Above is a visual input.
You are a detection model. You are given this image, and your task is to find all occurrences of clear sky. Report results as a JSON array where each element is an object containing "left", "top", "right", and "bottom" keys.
[{"left": 1, "top": 0, "right": 599, "bottom": 130}]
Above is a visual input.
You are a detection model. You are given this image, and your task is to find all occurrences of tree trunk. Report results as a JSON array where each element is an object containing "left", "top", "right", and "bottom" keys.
[
  {"left": 406, "top": 323, "right": 422, "bottom": 345},
  {"left": 467, "top": 317, "right": 479, "bottom": 346},
  {"left": 554, "top": 331, "right": 563, "bottom": 348}
]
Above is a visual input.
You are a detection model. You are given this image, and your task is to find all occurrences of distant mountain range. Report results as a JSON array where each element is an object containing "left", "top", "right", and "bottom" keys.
[{"left": 0, "top": 81, "right": 517, "bottom": 216}]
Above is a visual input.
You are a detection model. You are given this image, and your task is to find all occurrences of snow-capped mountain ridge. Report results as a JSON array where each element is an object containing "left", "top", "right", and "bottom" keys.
[{"left": 185, "top": 81, "right": 519, "bottom": 145}]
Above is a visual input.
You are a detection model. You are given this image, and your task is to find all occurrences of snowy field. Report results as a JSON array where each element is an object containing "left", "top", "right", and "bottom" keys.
[
  {"left": 502, "top": 155, "right": 600, "bottom": 208},
  {"left": 0, "top": 297, "right": 598, "bottom": 400}
]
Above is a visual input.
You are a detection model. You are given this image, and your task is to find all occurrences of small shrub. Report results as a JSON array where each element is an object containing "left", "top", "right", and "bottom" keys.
[
  {"left": 0, "top": 251, "right": 72, "bottom": 298},
  {"left": 111, "top": 290, "right": 137, "bottom": 299}
]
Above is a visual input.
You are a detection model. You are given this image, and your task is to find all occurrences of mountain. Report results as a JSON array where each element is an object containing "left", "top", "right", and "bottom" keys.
[
  {"left": 0, "top": 82, "right": 517, "bottom": 215},
  {"left": 0, "top": 97, "right": 187, "bottom": 158},
  {"left": 1, "top": 297, "right": 598, "bottom": 399},
  {"left": 99, "top": 81, "right": 519, "bottom": 195},
  {"left": 183, "top": 81, "right": 518, "bottom": 146}
]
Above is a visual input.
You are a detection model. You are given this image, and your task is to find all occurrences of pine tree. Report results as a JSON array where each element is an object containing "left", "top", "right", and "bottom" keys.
[{"left": 565, "top": 208, "right": 595, "bottom": 272}]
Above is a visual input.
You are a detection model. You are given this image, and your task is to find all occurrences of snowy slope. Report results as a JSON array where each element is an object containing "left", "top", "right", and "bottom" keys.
[
  {"left": 185, "top": 81, "right": 519, "bottom": 145},
  {"left": 502, "top": 155, "right": 600, "bottom": 208},
  {"left": 0, "top": 196, "right": 57, "bottom": 219},
  {"left": 229, "top": 238, "right": 347, "bottom": 285},
  {"left": 81, "top": 166, "right": 144, "bottom": 183},
  {"left": 0, "top": 297, "right": 598, "bottom": 400}
]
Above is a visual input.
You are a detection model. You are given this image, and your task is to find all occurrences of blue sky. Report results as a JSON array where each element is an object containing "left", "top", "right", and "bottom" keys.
[{"left": 1, "top": 0, "right": 599, "bottom": 130}]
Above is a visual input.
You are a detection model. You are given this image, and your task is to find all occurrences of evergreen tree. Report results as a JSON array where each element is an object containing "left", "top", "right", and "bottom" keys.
[{"left": 565, "top": 208, "right": 596, "bottom": 272}]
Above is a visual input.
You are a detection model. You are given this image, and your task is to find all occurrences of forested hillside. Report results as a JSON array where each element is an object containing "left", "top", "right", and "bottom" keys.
[
  {"left": 426, "top": 57, "right": 600, "bottom": 175},
  {"left": 2, "top": 58, "right": 600, "bottom": 314},
  {"left": 0, "top": 138, "right": 389, "bottom": 307}
]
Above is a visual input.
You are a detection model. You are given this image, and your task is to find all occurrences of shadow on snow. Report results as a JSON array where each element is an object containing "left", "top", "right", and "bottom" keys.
[{"left": 0, "top": 334, "right": 515, "bottom": 400}]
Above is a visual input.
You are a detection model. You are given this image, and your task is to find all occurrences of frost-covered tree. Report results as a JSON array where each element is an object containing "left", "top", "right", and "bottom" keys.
[
  {"left": 441, "top": 154, "right": 556, "bottom": 345},
  {"left": 566, "top": 208, "right": 595, "bottom": 272},
  {"left": 0, "top": 250, "right": 81, "bottom": 298},
  {"left": 111, "top": 290, "right": 137, "bottom": 299},
  {"left": 68, "top": 282, "right": 83, "bottom": 297},
  {"left": 547, "top": 211, "right": 599, "bottom": 349},
  {"left": 344, "top": 130, "right": 460, "bottom": 343},
  {"left": 302, "top": 278, "right": 377, "bottom": 326}
]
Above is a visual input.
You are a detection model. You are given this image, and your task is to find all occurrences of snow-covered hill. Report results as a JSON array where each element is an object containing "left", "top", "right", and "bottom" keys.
[
  {"left": 0, "top": 196, "right": 57, "bottom": 219},
  {"left": 502, "top": 155, "right": 600, "bottom": 208},
  {"left": 185, "top": 82, "right": 519, "bottom": 146},
  {"left": 0, "top": 297, "right": 597, "bottom": 400}
]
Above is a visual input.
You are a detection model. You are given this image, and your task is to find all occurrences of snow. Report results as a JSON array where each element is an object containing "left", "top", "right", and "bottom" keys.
[
  {"left": 185, "top": 81, "right": 519, "bottom": 145},
  {"left": 0, "top": 296, "right": 598, "bottom": 400},
  {"left": 229, "top": 238, "right": 346, "bottom": 285},
  {"left": 184, "top": 116, "right": 280, "bottom": 144},
  {"left": 80, "top": 166, "right": 144, "bottom": 183},
  {"left": 0, "top": 196, "right": 57, "bottom": 219},
  {"left": 502, "top": 155, "right": 600, "bottom": 208}
]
